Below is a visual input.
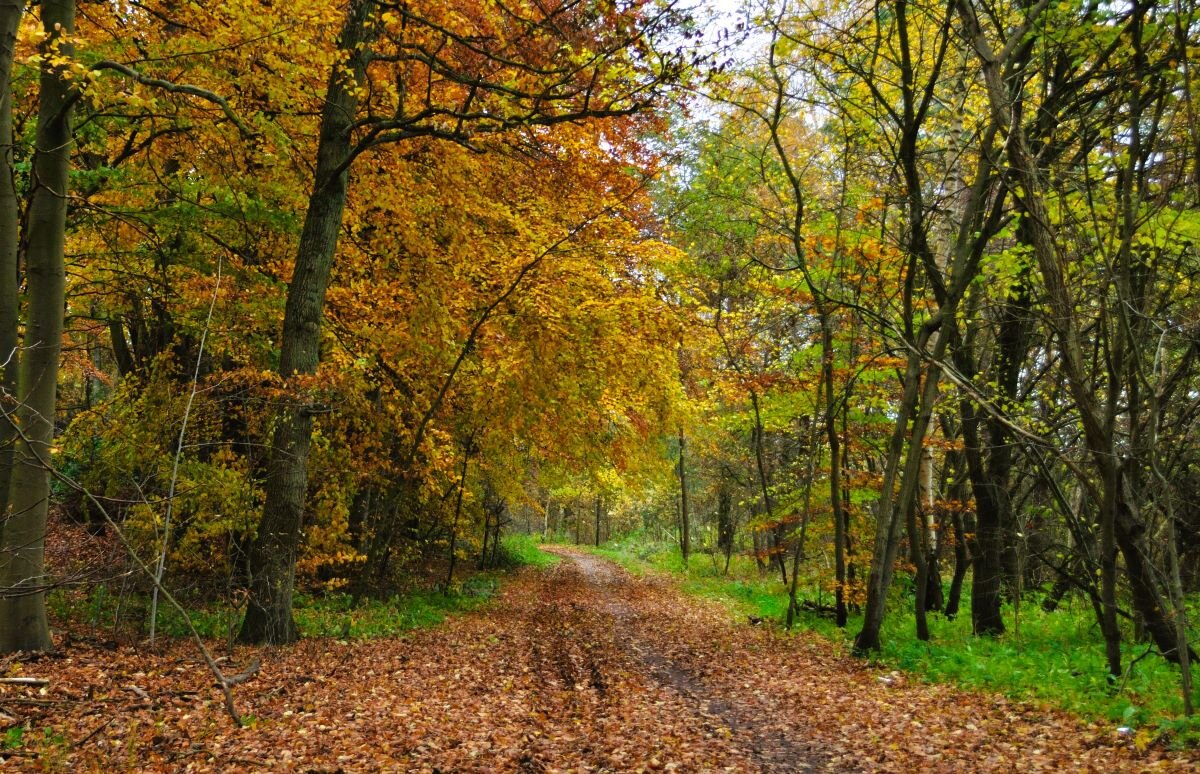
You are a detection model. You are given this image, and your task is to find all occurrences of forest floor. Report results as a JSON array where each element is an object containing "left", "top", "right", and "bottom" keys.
[{"left": 6, "top": 546, "right": 1199, "bottom": 772}]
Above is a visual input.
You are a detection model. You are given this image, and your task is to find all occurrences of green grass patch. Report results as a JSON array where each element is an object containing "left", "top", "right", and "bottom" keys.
[
  {"left": 498, "top": 533, "right": 561, "bottom": 569},
  {"left": 593, "top": 532, "right": 1200, "bottom": 748}
]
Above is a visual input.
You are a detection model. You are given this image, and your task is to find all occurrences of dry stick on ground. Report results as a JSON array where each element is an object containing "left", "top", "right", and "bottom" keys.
[
  {"left": 2, "top": 419, "right": 250, "bottom": 724},
  {"left": 0, "top": 677, "right": 48, "bottom": 686}
]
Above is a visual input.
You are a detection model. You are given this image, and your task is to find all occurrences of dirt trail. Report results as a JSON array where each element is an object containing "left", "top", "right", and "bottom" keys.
[
  {"left": 32, "top": 548, "right": 1199, "bottom": 772},
  {"left": 557, "top": 549, "right": 823, "bottom": 772}
]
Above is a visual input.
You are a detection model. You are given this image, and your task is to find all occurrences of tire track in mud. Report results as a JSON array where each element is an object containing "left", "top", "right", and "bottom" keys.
[{"left": 539, "top": 548, "right": 828, "bottom": 773}]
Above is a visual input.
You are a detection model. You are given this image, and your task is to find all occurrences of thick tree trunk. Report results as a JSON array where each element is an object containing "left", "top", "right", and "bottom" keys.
[
  {"left": 0, "top": 1, "right": 20, "bottom": 528},
  {"left": 239, "top": 0, "right": 373, "bottom": 645},
  {"left": 0, "top": 0, "right": 73, "bottom": 654},
  {"left": 962, "top": 402, "right": 1006, "bottom": 636},
  {"left": 954, "top": 257, "right": 1029, "bottom": 635},
  {"left": 1114, "top": 489, "right": 1196, "bottom": 664}
]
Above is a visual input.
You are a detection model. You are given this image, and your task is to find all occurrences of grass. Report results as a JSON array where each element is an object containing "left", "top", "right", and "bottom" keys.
[
  {"left": 499, "top": 532, "right": 562, "bottom": 569},
  {"left": 592, "top": 532, "right": 1200, "bottom": 748},
  {"left": 50, "top": 533, "right": 560, "bottom": 643}
]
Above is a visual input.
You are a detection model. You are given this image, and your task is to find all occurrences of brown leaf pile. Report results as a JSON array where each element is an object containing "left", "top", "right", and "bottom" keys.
[{"left": 5, "top": 547, "right": 1196, "bottom": 771}]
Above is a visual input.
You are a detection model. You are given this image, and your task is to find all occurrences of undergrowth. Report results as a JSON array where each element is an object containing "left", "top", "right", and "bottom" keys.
[
  {"left": 593, "top": 532, "right": 1200, "bottom": 749},
  {"left": 50, "top": 534, "right": 558, "bottom": 643}
]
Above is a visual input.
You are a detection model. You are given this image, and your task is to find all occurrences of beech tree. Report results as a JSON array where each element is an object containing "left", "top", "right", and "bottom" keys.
[
  {"left": 240, "top": 1, "right": 695, "bottom": 644},
  {"left": 0, "top": 0, "right": 74, "bottom": 653}
]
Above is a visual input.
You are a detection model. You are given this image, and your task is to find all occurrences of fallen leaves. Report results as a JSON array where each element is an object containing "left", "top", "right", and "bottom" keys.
[{"left": 6, "top": 549, "right": 1198, "bottom": 771}]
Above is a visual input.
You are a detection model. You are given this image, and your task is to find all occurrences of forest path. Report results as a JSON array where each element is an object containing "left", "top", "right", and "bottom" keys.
[{"left": 38, "top": 548, "right": 1195, "bottom": 772}]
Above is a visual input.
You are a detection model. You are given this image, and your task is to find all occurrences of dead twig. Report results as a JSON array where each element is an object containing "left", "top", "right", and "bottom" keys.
[
  {"left": 73, "top": 717, "right": 116, "bottom": 749},
  {"left": 124, "top": 684, "right": 150, "bottom": 702},
  {"left": 221, "top": 658, "right": 261, "bottom": 688},
  {"left": 0, "top": 677, "right": 48, "bottom": 687}
]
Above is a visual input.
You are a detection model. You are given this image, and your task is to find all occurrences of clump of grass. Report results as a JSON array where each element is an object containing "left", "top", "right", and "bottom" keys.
[{"left": 497, "top": 533, "right": 561, "bottom": 568}]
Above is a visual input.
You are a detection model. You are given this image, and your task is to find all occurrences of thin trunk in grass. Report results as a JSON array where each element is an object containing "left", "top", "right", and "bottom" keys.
[
  {"left": 443, "top": 450, "right": 470, "bottom": 594},
  {"left": 941, "top": 447, "right": 971, "bottom": 621},
  {"left": 786, "top": 398, "right": 822, "bottom": 629},
  {"left": 748, "top": 391, "right": 783, "bottom": 585},
  {"left": 678, "top": 429, "right": 689, "bottom": 567},
  {"left": 824, "top": 315, "right": 848, "bottom": 628},
  {"left": 906, "top": 497, "right": 930, "bottom": 642},
  {"left": 594, "top": 497, "right": 601, "bottom": 547},
  {"left": 1165, "top": 498, "right": 1194, "bottom": 715},
  {"left": 0, "top": 0, "right": 73, "bottom": 654},
  {"left": 716, "top": 479, "right": 734, "bottom": 575}
]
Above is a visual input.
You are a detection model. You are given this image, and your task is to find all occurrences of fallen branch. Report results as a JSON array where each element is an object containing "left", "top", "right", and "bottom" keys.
[
  {"left": 74, "top": 717, "right": 116, "bottom": 749},
  {"left": 124, "top": 684, "right": 150, "bottom": 702},
  {"left": 220, "top": 658, "right": 261, "bottom": 688},
  {"left": 0, "top": 677, "right": 48, "bottom": 687}
]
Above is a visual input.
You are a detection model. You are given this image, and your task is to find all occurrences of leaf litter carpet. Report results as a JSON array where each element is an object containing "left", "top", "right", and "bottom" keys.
[{"left": 8, "top": 548, "right": 1197, "bottom": 771}]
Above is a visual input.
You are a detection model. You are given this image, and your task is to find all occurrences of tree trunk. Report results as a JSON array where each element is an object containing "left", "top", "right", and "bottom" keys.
[
  {"left": 962, "top": 400, "right": 1006, "bottom": 636},
  {"left": 716, "top": 479, "right": 734, "bottom": 575},
  {"left": 443, "top": 452, "right": 469, "bottom": 594},
  {"left": 751, "top": 505, "right": 767, "bottom": 575},
  {"left": 0, "top": 0, "right": 72, "bottom": 654},
  {"left": 748, "top": 391, "right": 781, "bottom": 584},
  {"left": 678, "top": 429, "right": 689, "bottom": 566},
  {"left": 822, "top": 317, "right": 849, "bottom": 627},
  {"left": 854, "top": 324, "right": 948, "bottom": 653},
  {"left": 239, "top": 0, "right": 374, "bottom": 645},
  {"left": 906, "top": 497, "right": 930, "bottom": 641},
  {"left": 945, "top": 509, "right": 971, "bottom": 620},
  {"left": 0, "top": 0, "right": 21, "bottom": 530}
]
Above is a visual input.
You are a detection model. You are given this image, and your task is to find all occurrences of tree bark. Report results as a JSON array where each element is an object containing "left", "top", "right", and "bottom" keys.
[
  {"left": 906, "top": 496, "right": 930, "bottom": 641},
  {"left": 443, "top": 451, "right": 470, "bottom": 594},
  {"left": 748, "top": 391, "right": 784, "bottom": 584},
  {"left": 823, "top": 317, "right": 849, "bottom": 627},
  {"left": 855, "top": 331, "right": 946, "bottom": 652},
  {"left": 678, "top": 429, "right": 689, "bottom": 566},
  {"left": 0, "top": 0, "right": 73, "bottom": 654},
  {"left": 0, "top": 0, "right": 21, "bottom": 531},
  {"left": 716, "top": 479, "right": 734, "bottom": 575},
  {"left": 239, "top": 0, "right": 374, "bottom": 645}
]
